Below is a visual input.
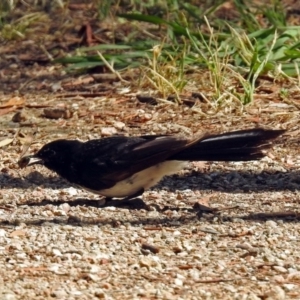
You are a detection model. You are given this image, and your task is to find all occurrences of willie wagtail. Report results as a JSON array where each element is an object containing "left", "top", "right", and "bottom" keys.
[{"left": 18, "top": 128, "right": 284, "bottom": 201}]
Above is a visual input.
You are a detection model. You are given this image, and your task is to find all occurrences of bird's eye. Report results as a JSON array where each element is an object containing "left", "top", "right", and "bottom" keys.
[{"left": 43, "top": 148, "right": 56, "bottom": 157}]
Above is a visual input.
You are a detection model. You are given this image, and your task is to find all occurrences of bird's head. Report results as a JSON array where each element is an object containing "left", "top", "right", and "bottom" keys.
[{"left": 18, "top": 139, "right": 81, "bottom": 175}]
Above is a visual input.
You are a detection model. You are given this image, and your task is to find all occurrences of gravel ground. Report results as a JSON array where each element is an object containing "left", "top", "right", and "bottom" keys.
[
  {"left": 0, "top": 128, "right": 300, "bottom": 299},
  {"left": 0, "top": 82, "right": 299, "bottom": 299}
]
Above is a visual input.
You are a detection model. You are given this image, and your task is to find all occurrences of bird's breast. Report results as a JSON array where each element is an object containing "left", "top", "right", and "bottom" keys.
[{"left": 86, "top": 160, "right": 186, "bottom": 198}]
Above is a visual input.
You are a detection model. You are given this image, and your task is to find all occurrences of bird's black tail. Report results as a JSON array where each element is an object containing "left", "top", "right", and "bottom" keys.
[{"left": 171, "top": 128, "right": 285, "bottom": 161}]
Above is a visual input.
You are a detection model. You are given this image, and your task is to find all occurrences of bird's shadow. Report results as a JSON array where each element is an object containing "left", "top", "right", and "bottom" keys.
[
  {"left": 0, "top": 205, "right": 299, "bottom": 229},
  {"left": 1, "top": 168, "right": 300, "bottom": 226},
  {"left": 26, "top": 197, "right": 151, "bottom": 210},
  {"left": 2, "top": 168, "right": 299, "bottom": 192}
]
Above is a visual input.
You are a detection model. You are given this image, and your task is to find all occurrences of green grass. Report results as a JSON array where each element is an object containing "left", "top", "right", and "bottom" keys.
[
  {"left": 56, "top": 3, "right": 300, "bottom": 102},
  {"left": 4, "top": 0, "right": 299, "bottom": 105}
]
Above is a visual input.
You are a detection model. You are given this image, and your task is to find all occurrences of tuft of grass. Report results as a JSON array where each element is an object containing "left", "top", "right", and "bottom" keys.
[
  {"left": 54, "top": 44, "right": 148, "bottom": 72},
  {"left": 0, "top": 0, "right": 15, "bottom": 28},
  {"left": 53, "top": 1, "right": 300, "bottom": 105},
  {"left": 0, "top": 11, "right": 48, "bottom": 40},
  {"left": 141, "top": 43, "right": 187, "bottom": 103}
]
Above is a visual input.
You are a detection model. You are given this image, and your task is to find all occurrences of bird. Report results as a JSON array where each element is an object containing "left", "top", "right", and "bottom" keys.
[{"left": 18, "top": 128, "right": 284, "bottom": 203}]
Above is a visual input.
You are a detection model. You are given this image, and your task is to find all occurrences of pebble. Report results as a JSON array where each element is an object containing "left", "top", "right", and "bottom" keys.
[
  {"left": 273, "top": 266, "right": 287, "bottom": 273},
  {"left": 113, "top": 121, "right": 126, "bottom": 130},
  {"left": 65, "top": 187, "right": 78, "bottom": 196},
  {"left": 283, "top": 283, "right": 295, "bottom": 291},
  {"left": 52, "top": 249, "right": 62, "bottom": 256},
  {"left": 101, "top": 127, "right": 117, "bottom": 136},
  {"left": 265, "top": 286, "right": 285, "bottom": 300},
  {"left": 266, "top": 220, "right": 277, "bottom": 228},
  {"left": 246, "top": 293, "right": 261, "bottom": 300},
  {"left": 1, "top": 294, "right": 17, "bottom": 300},
  {"left": 94, "top": 289, "right": 107, "bottom": 299},
  {"left": 43, "top": 107, "right": 72, "bottom": 119},
  {"left": 51, "top": 290, "right": 67, "bottom": 298},
  {"left": 174, "top": 278, "right": 183, "bottom": 286},
  {"left": 11, "top": 111, "right": 28, "bottom": 123}
]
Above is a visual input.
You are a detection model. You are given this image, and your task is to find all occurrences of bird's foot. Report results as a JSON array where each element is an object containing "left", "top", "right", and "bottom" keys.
[
  {"left": 98, "top": 189, "right": 149, "bottom": 210},
  {"left": 107, "top": 197, "right": 148, "bottom": 209},
  {"left": 193, "top": 202, "right": 219, "bottom": 217}
]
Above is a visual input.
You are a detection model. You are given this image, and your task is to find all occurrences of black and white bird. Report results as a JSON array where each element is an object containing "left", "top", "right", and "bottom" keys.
[{"left": 18, "top": 128, "right": 284, "bottom": 202}]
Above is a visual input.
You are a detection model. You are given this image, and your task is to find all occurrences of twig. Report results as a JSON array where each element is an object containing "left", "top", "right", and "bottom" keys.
[{"left": 96, "top": 51, "right": 129, "bottom": 83}]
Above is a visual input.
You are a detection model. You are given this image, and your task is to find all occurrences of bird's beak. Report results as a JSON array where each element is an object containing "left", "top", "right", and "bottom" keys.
[{"left": 18, "top": 155, "right": 44, "bottom": 168}]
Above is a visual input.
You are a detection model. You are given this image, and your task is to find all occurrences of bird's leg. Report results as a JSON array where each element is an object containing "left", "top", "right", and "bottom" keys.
[
  {"left": 119, "top": 188, "right": 145, "bottom": 203},
  {"left": 102, "top": 189, "right": 146, "bottom": 208},
  {"left": 193, "top": 202, "right": 218, "bottom": 213}
]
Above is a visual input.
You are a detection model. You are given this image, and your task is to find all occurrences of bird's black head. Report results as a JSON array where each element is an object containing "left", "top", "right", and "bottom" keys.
[{"left": 18, "top": 139, "right": 82, "bottom": 176}]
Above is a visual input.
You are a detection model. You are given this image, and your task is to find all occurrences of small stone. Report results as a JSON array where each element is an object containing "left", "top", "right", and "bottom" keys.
[
  {"left": 139, "top": 256, "right": 160, "bottom": 269},
  {"left": 9, "top": 63, "right": 18, "bottom": 69},
  {"left": 273, "top": 275, "right": 285, "bottom": 283},
  {"left": 53, "top": 209, "right": 66, "bottom": 216},
  {"left": 43, "top": 107, "right": 72, "bottom": 119},
  {"left": 144, "top": 113, "right": 152, "bottom": 120},
  {"left": 51, "top": 82, "right": 62, "bottom": 92},
  {"left": 247, "top": 293, "right": 261, "bottom": 300},
  {"left": 16, "top": 253, "right": 26, "bottom": 260},
  {"left": 113, "top": 121, "right": 125, "bottom": 130},
  {"left": 273, "top": 266, "right": 287, "bottom": 273},
  {"left": 52, "top": 249, "right": 62, "bottom": 256},
  {"left": 266, "top": 220, "right": 277, "bottom": 228},
  {"left": 101, "top": 127, "right": 117, "bottom": 136},
  {"left": 94, "top": 288, "right": 107, "bottom": 299},
  {"left": 65, "top": 187, "right": 78, "bottom": 196},
  {"left": 173, "top": 246, "right": 183, "bottom": 254},
  {"left": 265, "top": 286, "right": 285, "bottom": 300},
  {"left": 51, "top": 290, "right": 67, "bottom": 298},
  {"left": 1, "top": 294, "right": 17, "bottom": 300},
  {"left": 287, "top": 272, "right": 300, "bottom": 280},
  {"left": 141, "top": 243, "right": 160, "bottom": 254},
  {"left": 12, "top": 111, "right": 28, "bottom": 123},
  {"left": 174, "top": 278, "right": 183, "bottom": 286},
  {"left": 59, "top": 203, "right": 71, "bottom": 213},
  {"left": 224, "top": 285, "right": 236, "bottom": 293},
  {"left": 283, "top": 283, "right": 295, "bottom": 291},
  {"left": 89, "top": 265, "right": 100, "bottom": 273},
  {"left": 139, "top": 257, "right": 151, "bottom": 269}
]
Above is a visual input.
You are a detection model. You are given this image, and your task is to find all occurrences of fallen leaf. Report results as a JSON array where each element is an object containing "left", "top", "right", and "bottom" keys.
[
  {"left": 197, "top": 194, "right": 213, "bottom": 207},
  {"left": 19, "top": 133, "right": 35, "bottom": 157},
  {"left": 0, "top": 138, "right": 14, "bottom": 148},
  {"left": 63, "top": 76, "right": 94, "bottom": 87},
  {"left": 85, "top": 237, "right": 98, "bottom": 241},
  {"left": 178, "top": 265, "right": 194, "bottom": 270},
  {"left": 0, "top": 107, "right": 17, "bottom": 116},
  {"left": 0, "top": 96, "right": 25, "bottom": 108},
  {"left": 22, "top": 267, "right": 48, "bottom": 272},
  {"left": 9, "top": 230, "right": 26, "bottom": 237},
  {"left": 246, "top": 117, "right": 261, "bottom": 123}
]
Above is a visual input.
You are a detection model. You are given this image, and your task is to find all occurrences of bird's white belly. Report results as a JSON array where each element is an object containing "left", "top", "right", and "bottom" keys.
[{"left": 94, "top": 160, "right": 186, "bottom": 198}]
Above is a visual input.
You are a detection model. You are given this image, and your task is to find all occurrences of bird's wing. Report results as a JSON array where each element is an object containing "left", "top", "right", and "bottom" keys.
[{"left": 73, "top": 135, "right": 202, "bottom": 190}]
